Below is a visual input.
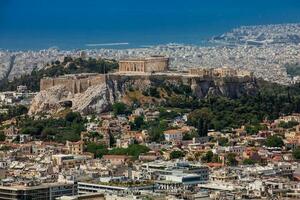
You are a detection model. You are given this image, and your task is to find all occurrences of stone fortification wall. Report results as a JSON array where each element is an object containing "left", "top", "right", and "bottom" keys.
[
  {"left": 40, "top": 74, "right": 106, "bottom": 94},
  {"left": 189, "top": 68, "right": 254, "bottom": 78}
]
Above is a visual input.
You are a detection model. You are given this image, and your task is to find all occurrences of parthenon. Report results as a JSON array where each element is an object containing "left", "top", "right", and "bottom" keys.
[{"left": 119, "top": 56, "right": 169, "bottom": 73}]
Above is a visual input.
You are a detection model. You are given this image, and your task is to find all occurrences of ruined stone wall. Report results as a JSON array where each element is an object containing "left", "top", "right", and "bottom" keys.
[
  {"left": 40, "top": 79, "right": 55, "bottom": 91},
  {"left": 89, "top": 75, "right": 106, "bottom": 86},
  {"left": 189, "top": 68, "right": 212, "bottom": 77},
  {"left": 53, "top": 78, "right": 76, "bottom": 94},
  {"left": 189, "top": 68, "right": 253, "bottom": 79},
  {"left": 213, "top": 68, "right": 237, "bottom": 77},
  {"left": 76, "top": 78, "right": 89, "bottom": 93},
  {"left": 40, "top": 74, "right": 106, "bottom": 94},
  {"left": 237, "top": 70, "right": 254, "bottom": 77},
  {"left": 144, "top": 58, "right": 169, "bottom": 72}
]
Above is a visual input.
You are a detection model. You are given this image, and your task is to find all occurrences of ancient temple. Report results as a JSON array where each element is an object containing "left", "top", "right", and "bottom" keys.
[{"left": 119, "top": 56, "right": 169, "bottom": 73}]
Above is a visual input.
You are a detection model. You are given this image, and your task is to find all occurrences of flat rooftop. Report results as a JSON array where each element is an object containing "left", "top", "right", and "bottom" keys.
[{"left": 0, "top": 182, "right": 75, "bottom": 191}]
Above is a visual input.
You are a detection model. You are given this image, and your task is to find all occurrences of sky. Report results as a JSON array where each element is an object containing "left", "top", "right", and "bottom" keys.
[{"left": 1, "top": 0, "right": 300, "bottom": 49}]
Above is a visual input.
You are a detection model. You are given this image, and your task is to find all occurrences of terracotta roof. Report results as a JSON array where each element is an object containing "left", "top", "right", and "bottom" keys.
[
  {"left": 272, "top": 155, "right": 283, "bottom": 161},
  {"left": 293, "top": 175, "right": 300, "bottom": 181},
  {"left": 207, "top": 163, "right": 223, "bottom": 168}
]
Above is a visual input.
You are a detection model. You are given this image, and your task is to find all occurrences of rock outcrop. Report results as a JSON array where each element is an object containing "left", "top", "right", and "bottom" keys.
[
  {"left": 29, "top": 85, "right": 70, "bottom": 115},
  {"left": 72, "top": 84, "right": 111, "bottom": 115},
  {"left": 29, "top": 84, "right": 112, "bottom": 115},
  {"left": 29, "top": 74, "right": 258, "bottom": 116},
  {"left": 106, "top": 74, "right": 257, "bottom": 99}
]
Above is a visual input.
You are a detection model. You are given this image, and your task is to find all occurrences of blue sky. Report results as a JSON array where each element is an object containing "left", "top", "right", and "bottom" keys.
[{"left": 1, "top": 0, "right": 300, "bottom": 49}]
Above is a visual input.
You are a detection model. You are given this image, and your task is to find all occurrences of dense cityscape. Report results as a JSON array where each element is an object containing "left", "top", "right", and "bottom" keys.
[
  {"left": 3, "top": 24, "right": 300, "bottom": 85},
  {"left": 1, "top": 0, "right": 300, "bottom": 196},
  {"left": 0, "top": 44, "right": 300, "bottom": 200}
]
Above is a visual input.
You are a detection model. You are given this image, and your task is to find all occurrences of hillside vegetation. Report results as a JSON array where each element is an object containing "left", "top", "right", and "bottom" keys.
[
  {"left": 124, "top": 80, "right": 300, "bottom": 131},
  {"left": 2, "top": 79, "right": 300, "bottom": 143}
]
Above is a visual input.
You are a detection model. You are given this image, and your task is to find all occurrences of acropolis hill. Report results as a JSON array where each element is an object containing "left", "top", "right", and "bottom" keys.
[
  {"left": 40, "top": 56, "right": 255, "bottom": 94},
  {"left": 32, "top": 56, "right": 257, "bottom": 115}
]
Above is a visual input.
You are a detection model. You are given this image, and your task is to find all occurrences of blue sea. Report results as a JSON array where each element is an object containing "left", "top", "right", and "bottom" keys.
[{"left": 1, "top": 0, "right": 300, "bottom": 50}]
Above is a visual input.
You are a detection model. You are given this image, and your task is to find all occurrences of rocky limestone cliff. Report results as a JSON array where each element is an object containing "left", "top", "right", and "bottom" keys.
[
  {"left": 29, "top": 84, "right": 112, "bottom": 115},
  {"left": 72, "top": 84, "right": 112, "bottom": 115},
  {"left": 29, "top": 74, "right": 258, "bottom": 115},
  {"left": 106, "top": 74, "right": 257, "bottom": 99},
  {"left": 29, "top": 85, "right": 70, "bottom": 115}
]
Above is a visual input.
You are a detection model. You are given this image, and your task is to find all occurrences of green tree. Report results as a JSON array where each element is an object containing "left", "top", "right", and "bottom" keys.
[
  {"left": 21, "top": 126, "right": 41, "bottom": 136},
  {"left": 226, "top": 153, "right": 238, "bottom": 166},
  {"left": 65, "top": 112, "right": 82, "bottom": 123},
  {"left": 159, "top": 108, "right": 180, "bottom": 120},
  {"left": 218, "top": 137, "right": 229, "bottom": 146},
  {"left": 112, "top": 102, "right": 129, "bottom": 116},
  {"left": 188, "top": 108, "right": 213, "bottom": 126},
  {"left": 109, "top": 133, "right": 116, "bottom": 147},
  {"left": 86, "top": 143, "right": 108, "bottom": 158},
  {"left": 170, "top": 150, "right": 185, "bottom": 159},
  {"left": 18, "top": 115, "right": 86, "bottom": 143},
  {"left": 202, "top": 151, "right": 213, "bottom": 163},
  {"left": 131, "top": 116, "right": 145, "bottom": 131},
  {"left": 0, "top": 146, "right": 11, "bottom": 151},
  {"left": 265, "top": 135, "right": 284, "bottom": 147},
  {"left": 149, "top": 127, "right": 164, "bottom": 142},
  {"left": 278, "top": 121, "right": 299, "bottom": 129},
  {"left": 149, "top": 87, "right": 160, "bottom": 98},
  {"left": 0, "top": 132, "right": 5, "bottom": 141},
  {"left": 198, "top": 119, "right": 208, "bottom": 137},
  {"left": 0, "top": 105, "right": 28, "bottom": 123},
  {"left": 245, "top": 124, "right": 266, "bottom": 135},
  {"left": 89, "top": 131, "right": 103, "bottom": 139},
  {"left": 243, "top": 158, "right": 256, "bottom": 165},
  {"left": 182, "top": 131, "right": 197, "bottom": 140},
  {"left": 147, "top": 120, "right": 167, "bottom": 142},
  {"left": 188, "top": 108, "right": 212, "bottom": 137},
  {"left": 292, "top": 147, "right": 300, "bottom": 160},
  {"left": 41, "top": 127, "right": 57, "bottom": 139},
  {"left": 108, "top": 144, "right": 150, "bottom": 159},
  {"left": 126, "top": 144, "right": 150, "bottom": 158},
  {"left": 212, "top": 154, "right": 221, "bottom": 163}
]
